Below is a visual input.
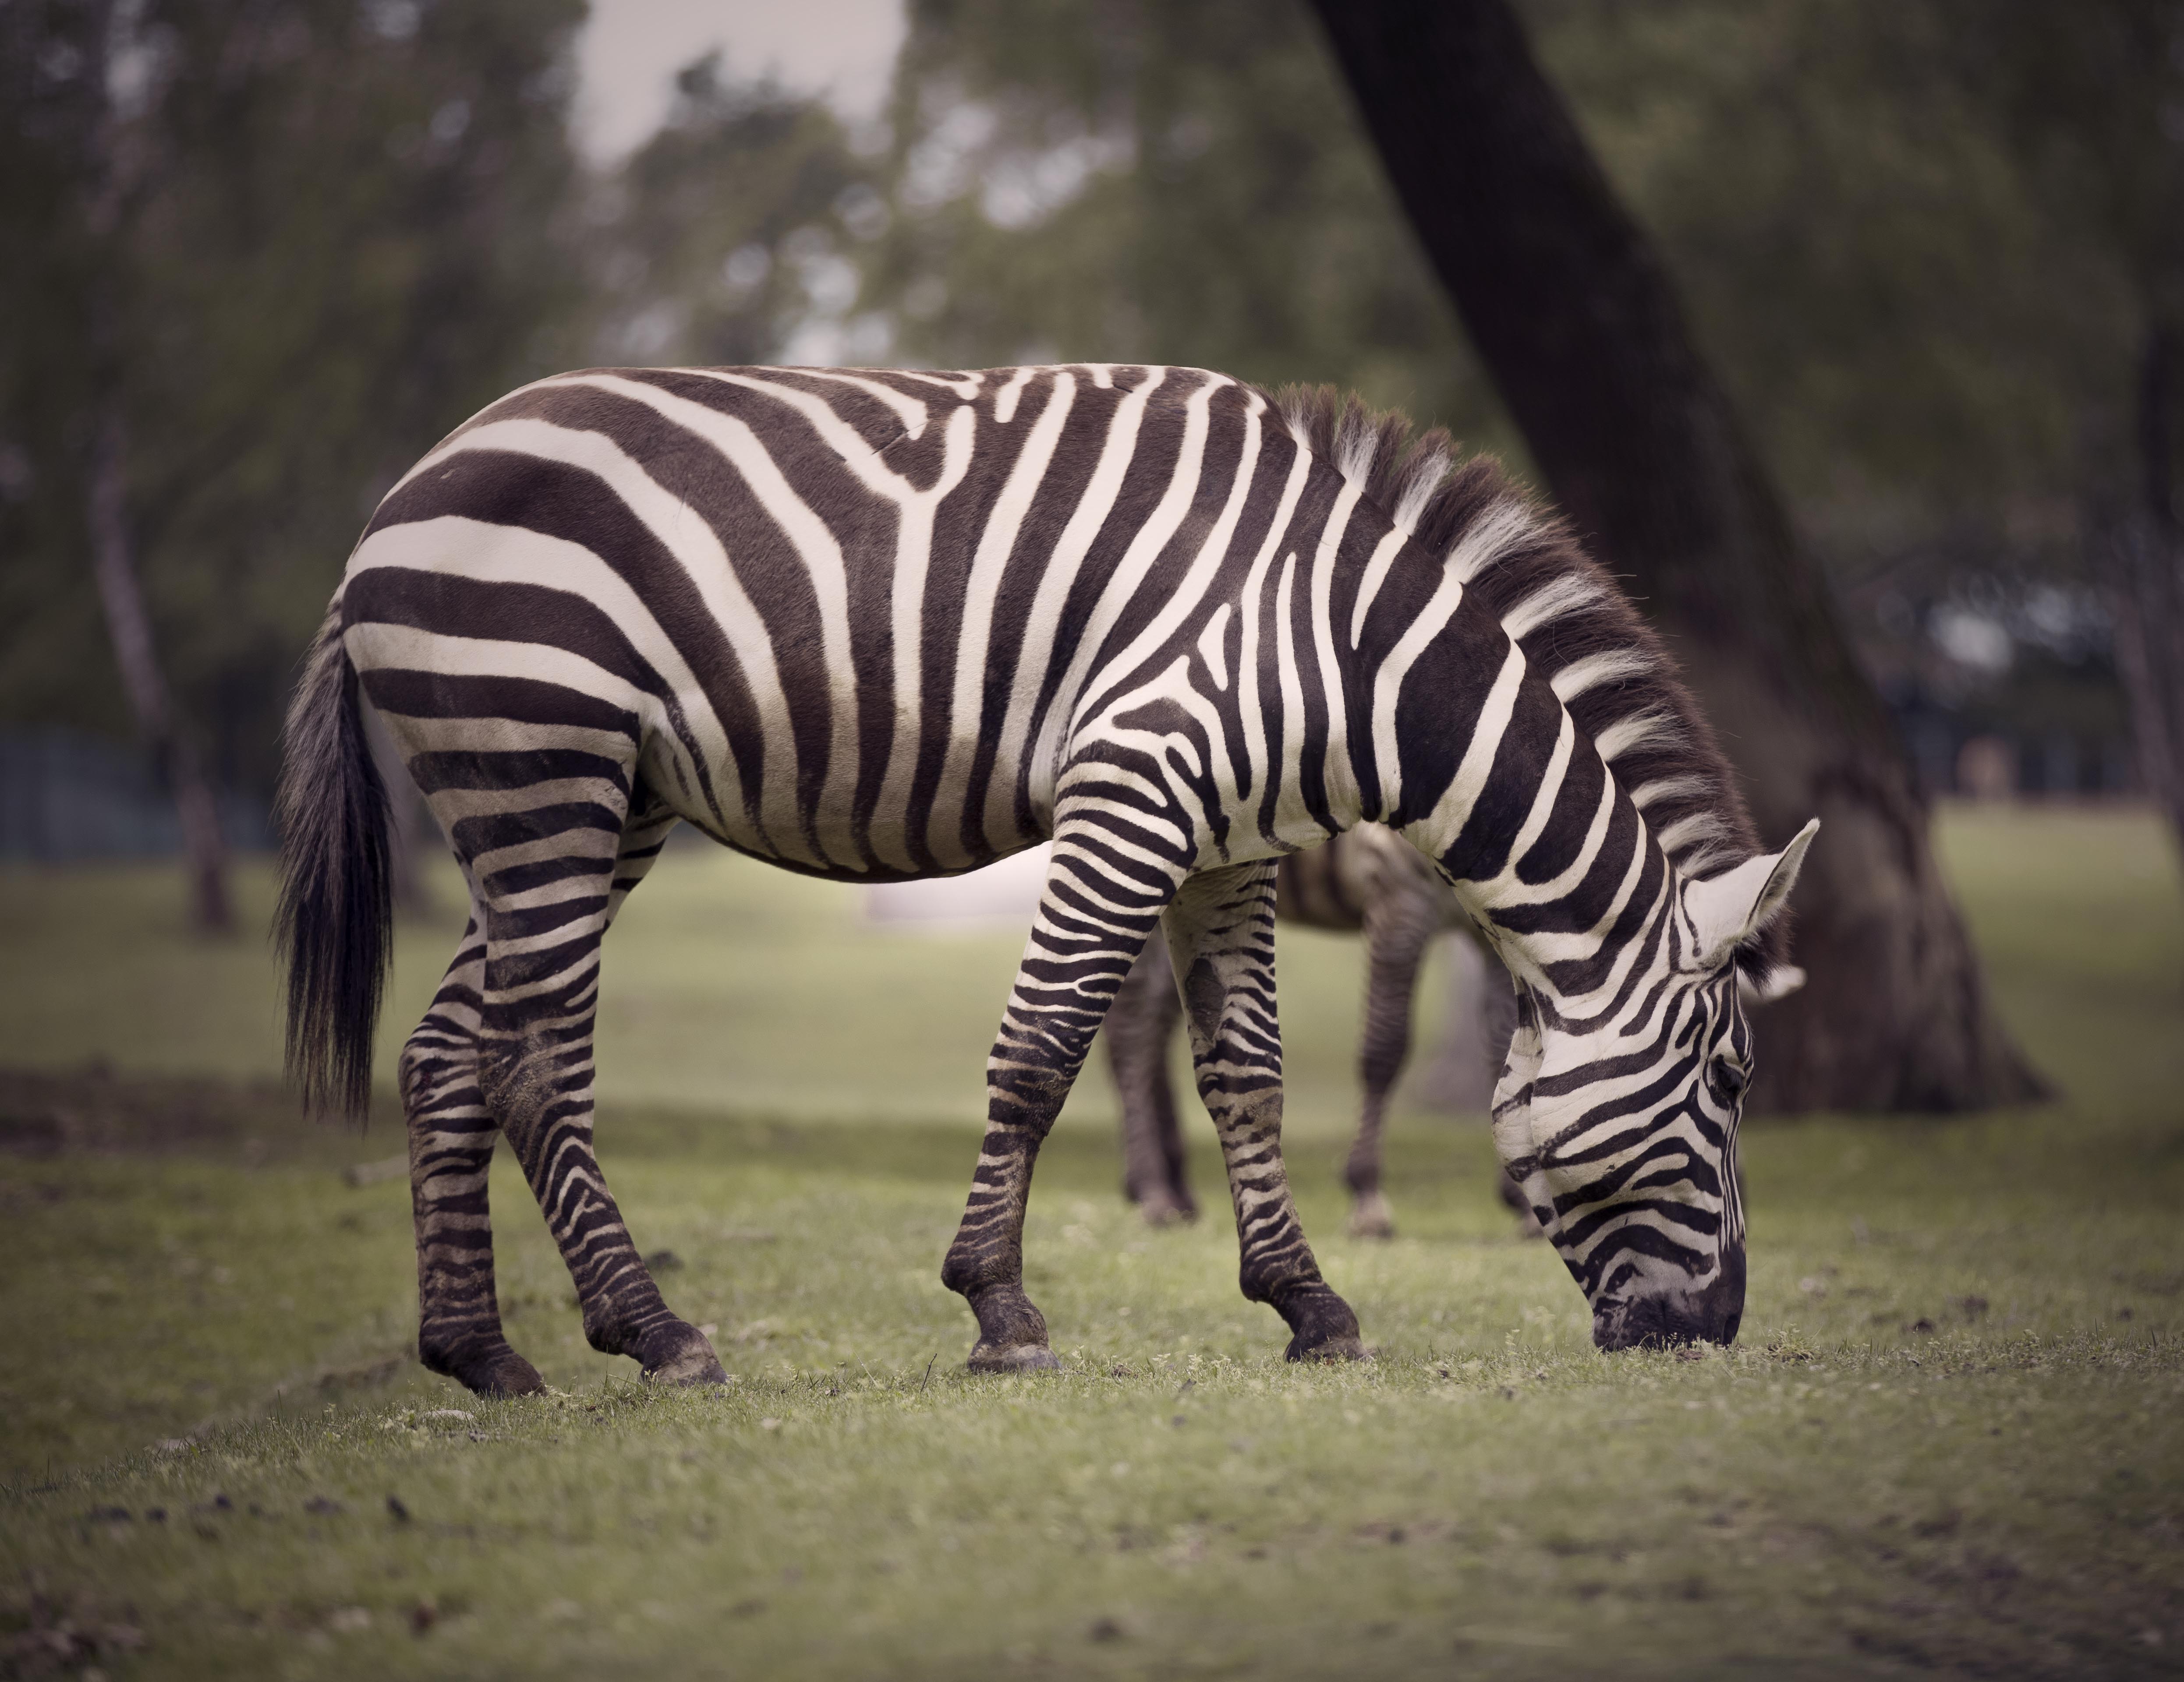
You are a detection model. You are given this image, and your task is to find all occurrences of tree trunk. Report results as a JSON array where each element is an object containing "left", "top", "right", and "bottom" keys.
[
  {"left": 87, "top": 406, "right": 233, "bottom": 933},
  {"left": 2108, "top": 322, "right": 2184, "bottom": 852},
  {"left": 1309, "top": 0, "right": 2043, "bottom": 1111}
]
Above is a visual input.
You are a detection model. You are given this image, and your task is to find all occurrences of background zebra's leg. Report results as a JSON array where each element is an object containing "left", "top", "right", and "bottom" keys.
[
  {"left": 1342, "top": 869, "right": 1443, "bottom": 1240},
  {"left": 1166, "top": 861, "right": 1366, "bottom": 1362},
  {"left": 1106, "top": 928, "right": 1195, "bottom": 1225},
  {"left": 472, "top": 803, "right": 725, "bottom": 1388},
  {"left": 400, "top": 902, "right": 543, "bottom": 1397},
  {"left": 941, "top": 823, "right": 1181, "bottom": 1372},
  {"left": 1476, "top": 975, "right": 1544, "bottom": 1237}
]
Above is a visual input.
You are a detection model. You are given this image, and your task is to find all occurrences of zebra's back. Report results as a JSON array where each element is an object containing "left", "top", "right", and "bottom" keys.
[{"left": 340, "top": 363, "right": 1331, "bottom": 883}]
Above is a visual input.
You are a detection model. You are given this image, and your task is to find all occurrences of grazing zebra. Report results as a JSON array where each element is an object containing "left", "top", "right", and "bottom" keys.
[
  {"left": 1106, "top": 827, "right": 1526, "bottom": 1237},
  {"left": 278, "top": 363, "right": 1815, "bottom": 1392}
]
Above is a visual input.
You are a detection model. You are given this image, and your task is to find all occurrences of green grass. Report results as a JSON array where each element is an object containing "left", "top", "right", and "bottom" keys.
[{"left": 1, "top": 805, "right": 2180, "bottom": 1678}]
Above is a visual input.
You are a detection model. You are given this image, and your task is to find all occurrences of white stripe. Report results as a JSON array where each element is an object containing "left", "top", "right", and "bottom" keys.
[
  {"left": 1197, "top": 602, "right": 1232, "bottom": 691},
  {"left": 1366, "top": 567, "right": 1468, "bottom": 819},
  {"left": 1234, "top": 439, "right": 1314, "bottom": 824},
  {"left": 1273, "top": 548, "right": 1306, "bottom": 831},
  {"left": 871, "top": 403, "right": 978, "bottom": 869},
  {"left": 1552, "top": 648, "right": 1653, "bottom": 703},
  {"left": 1501, "top": 574, "right": 1608, "bottom": 643},
  {"left": 1309, "top": 486, "right": 1359, "bottom": 819},
  {"left": 992, "top": 366, "right": 1037, "bottom": 424},
  {"left": 1347, "top": 526, "right": 1410, "bottom": 649},
  {"left": 1446, "top": 498, "right": 1535, "bottom": 583},
  {"left": 1408, "top": 640, "right": 1527, "bottom": 863}
]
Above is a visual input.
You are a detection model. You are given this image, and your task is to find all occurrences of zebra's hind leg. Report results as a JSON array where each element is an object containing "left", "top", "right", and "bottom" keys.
[
  {"left": 942, "top": 822, "right": 1181, "bottom": 1372},
  {"left": 1107, "top": 929, "right": 1196, "bottom": 1225},
  {"left": 1342, "top": 873, "right": 1441, "bottom": 1240},
  {"left": 470, "top": 797, "right": 724, "bottom": 1388},
  {"left": 1166, "top": 861, "right": 1366, "bottom": 1362},
  {"left": 401, "top": 905, "right": 545, "bottom": 1397}
]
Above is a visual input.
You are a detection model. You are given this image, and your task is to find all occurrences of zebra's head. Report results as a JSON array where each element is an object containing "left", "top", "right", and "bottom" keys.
[{"left": 1492, "top": 820, "right": 1819, "bottom": 1351}]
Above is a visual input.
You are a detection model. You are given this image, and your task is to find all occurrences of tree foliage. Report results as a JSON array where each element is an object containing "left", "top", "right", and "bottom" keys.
[
  {"left": 0, "top": 0, "right": 585, "bottom": 790},
  {"left": 591, "top": 53, "right": 882, "bottom": 370},
  {"left": 863, "top": 0, "right": 1504, "bottom": 452}
]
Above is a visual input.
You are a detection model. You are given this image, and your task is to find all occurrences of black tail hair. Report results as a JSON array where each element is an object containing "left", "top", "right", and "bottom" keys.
[{"left": 274, "top": 608, "right": 391, "bottom": 1121}]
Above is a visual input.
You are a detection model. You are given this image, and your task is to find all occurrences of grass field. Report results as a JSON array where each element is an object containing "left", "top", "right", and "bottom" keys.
[{"left": 1, "top": 805, "right": 2179, "bottom": 1678}]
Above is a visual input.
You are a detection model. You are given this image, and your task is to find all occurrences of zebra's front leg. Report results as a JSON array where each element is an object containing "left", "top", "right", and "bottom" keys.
[
  {"left": 402, "top": 912, "right": 544, "bottom": 1397},
  {"left": 1167, "top": 862, "right": 1366, "bottom": 1362},
  {"left": 1343, "top": 883, "right": 1439, "bottom": 1240},
  {"left": 942, "top": 828, "right": 1178, "bottom": 1371}
]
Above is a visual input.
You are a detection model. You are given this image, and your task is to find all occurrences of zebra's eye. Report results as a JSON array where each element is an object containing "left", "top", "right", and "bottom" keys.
[{"left": 1708, "top": 1057, "right": 1748, "bottom": 1105}]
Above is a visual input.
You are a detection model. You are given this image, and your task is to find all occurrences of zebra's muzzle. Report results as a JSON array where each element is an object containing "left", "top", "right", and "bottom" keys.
[{"left": 1590, "top": 1246, "right": 1745, "bottom": 1351}]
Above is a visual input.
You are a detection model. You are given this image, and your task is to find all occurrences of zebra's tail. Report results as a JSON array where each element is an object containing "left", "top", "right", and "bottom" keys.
[{"left": 275, "top": 606, "right": 392, "bottom": 1122}]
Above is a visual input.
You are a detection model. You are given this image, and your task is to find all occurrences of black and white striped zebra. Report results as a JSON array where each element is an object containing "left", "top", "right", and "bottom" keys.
[{"left": 278, "top": 363, "right": 1815, "bottom": 1391}]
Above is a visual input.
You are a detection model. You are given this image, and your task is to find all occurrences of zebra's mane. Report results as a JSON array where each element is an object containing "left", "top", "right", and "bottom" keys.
[{"left": 1270, "top": 384, "right": 1785, "bottom": 975}]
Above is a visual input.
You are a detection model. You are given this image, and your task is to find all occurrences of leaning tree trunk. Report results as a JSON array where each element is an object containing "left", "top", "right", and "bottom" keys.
[
  {"left": 2108, "top": 322, "right": 2184, "bottom": 854},
  {"left": 87, "top": 406, "right": 233, "bottom": 933},
  {"left": 1309, "top": 0, "right": 2043, "bottom": 1111}
]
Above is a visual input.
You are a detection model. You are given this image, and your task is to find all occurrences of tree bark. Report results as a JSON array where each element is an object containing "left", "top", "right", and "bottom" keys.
[
  {"left": 1309, "top": 0, "right": 2043, "bottom": 1111},
  {"left": 88, "top": 406, "right": 233, "bottom": 933},
  {"left": 2107, "top": 322, "right": 2184, "bottom": 853}
]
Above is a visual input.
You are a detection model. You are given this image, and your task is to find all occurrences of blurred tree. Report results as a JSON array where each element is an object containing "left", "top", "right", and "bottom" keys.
[
  {"left": 0, "top": 0, "right": 586, "bottom": 876},
  {"left": 589, "top": 52, "right": 884, "bottom": 369},
  {"left": 865, "top": 0, "right": 1511, "bottom": 448},
  {"left": 1930, "top": 0, "right": 2184, "bottom": 853},
  {"left": 1310, "top": 0, "right": 2043, "bottom": 1111},
  {"left": 1523, "top": 0, "right": 2133, "bottom": 534}
]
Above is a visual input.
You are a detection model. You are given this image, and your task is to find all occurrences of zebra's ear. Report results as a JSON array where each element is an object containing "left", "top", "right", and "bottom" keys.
[{"left": 1686, "top": 818, "right": 1819, "bottom": 967}]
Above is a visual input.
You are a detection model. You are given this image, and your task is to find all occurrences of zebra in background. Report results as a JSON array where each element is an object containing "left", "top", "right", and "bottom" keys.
[
  {"left": 279, "top": 362, "right": 1815, "bottom": 1392},
  {"left": 1105, "top": 827, "right": 1530, "bottom": 1238}
]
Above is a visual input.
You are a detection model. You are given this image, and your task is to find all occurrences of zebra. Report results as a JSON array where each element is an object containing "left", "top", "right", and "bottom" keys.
[
  {"left": 1104, "top": 827, "right": 1528, "bottom": 1238},
  {"left": 276, "top": 362, "right": 1816, "bottom": 1392}
]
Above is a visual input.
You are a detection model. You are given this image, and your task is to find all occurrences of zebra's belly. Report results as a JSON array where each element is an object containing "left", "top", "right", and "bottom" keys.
[{"left": 641, "top": 729, "right": 1049, "bottom": 885}]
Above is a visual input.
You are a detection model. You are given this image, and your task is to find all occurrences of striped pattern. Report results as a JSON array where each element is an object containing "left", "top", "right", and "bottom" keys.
[
  {"left": 286, "top": 362, "right": 1813, "bottom": 1390},
  {"left": 1109, "top": 829, "right": 1527, "bottom": 1240}
]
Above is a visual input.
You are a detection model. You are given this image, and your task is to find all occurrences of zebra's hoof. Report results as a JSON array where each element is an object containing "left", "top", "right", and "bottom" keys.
[
  {"left": 1346, "top": 1191, "right": 1396, "bottom": 1240},
  {"left": 476, "top": 1350, "right": 550, "bottom": 1396},
  {"left": 1285, "top": 1332, "right": 1371, "bottom": 1363},
  {"left": 422, "top": 1338, "right": 547, "bottom": 1399},
  {"left": 967, "top": 1341, "right": 1062, "bottom": 1374},
  {"left": 1276, "top": 1286, "right": 1368, "bottom": 1363},
  {"left": 639, "top": 1324, "right": 729, "bottom": 1387}
]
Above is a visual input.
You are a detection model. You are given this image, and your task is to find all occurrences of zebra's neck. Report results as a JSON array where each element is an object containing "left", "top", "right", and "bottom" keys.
[{"left": 1340, "top": 517, "right": 1674, "bottom": 1020}]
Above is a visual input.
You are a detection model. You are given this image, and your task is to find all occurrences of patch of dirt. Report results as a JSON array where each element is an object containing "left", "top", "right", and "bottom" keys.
[{"left": 0, "top": 1065, "right": 361, "bottom": 1159}]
